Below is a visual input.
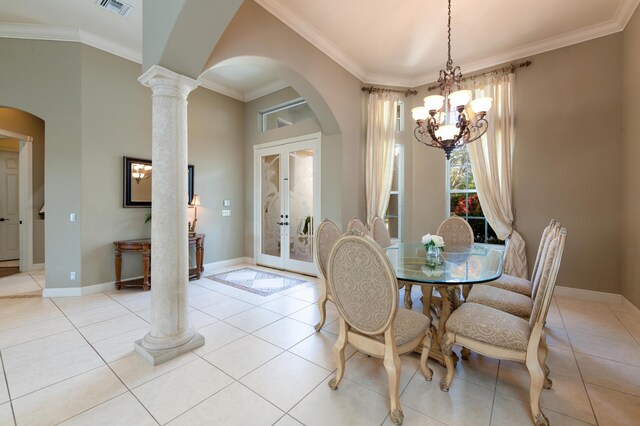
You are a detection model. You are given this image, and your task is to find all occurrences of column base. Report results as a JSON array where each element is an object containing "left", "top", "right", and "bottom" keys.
[{"left": 135, "top": 332, "right": 205, "bottom": 366}]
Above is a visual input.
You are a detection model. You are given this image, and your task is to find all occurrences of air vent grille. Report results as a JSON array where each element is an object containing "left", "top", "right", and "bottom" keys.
[{"left": 96, "top": 0, "right": 132, "bottom": 17}]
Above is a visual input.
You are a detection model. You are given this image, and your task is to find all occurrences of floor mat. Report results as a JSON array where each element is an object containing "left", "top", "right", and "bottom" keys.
[{"left": 206, "top": 267, "right": 307, "bottom": 296}]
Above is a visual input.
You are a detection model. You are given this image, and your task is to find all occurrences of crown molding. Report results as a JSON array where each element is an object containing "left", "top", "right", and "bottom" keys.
[
  {"left": 198, "top": 78, "right": 245, "bottom": 101},
  {"left": 254, "top": 0, "right": 369, "bottom": 82},
  {"left": 244, "top": 80, "right": 289, "bottom": 102},
  {"left": 78, "top": 28, "right": 141, "bottom": 64}
]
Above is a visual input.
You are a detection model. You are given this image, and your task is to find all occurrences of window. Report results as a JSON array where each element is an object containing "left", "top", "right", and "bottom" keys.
[
  {"left": 446, "top": 147, "right": 503, "bottom": 244},
  {"left": 395, "top": 101, "right": 404, "bottom": 132},
  {"left": 385, "top": 144, "right": 404, "bottom": 242},
  {"left": 261, "top": 98, "right": 315, "bottom": 132}
]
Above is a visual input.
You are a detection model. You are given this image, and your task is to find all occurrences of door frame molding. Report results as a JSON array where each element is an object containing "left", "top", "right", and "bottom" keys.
[
  {"left": 0, "top": 128, "right": 35, "bottom": 272},
  {"left": 253, "top": 132, "right": 321, "bottom": 275}
]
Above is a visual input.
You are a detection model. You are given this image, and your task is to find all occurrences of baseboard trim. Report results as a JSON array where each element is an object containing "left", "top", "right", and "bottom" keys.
[
  {"left": 30, "top": 263, "right": 45, "bottom": 271},
  {"left": 203, "top": 257, "right": 255, "bottom": 270},
  {"left": 554, "top": 285, "right": 622, "bottom": 304},
  {"left": 43, "top": 280, "right": 118, "bottom": 298},
  {"left": 622, "top": 297, "right": 640, "bottom": 318}
]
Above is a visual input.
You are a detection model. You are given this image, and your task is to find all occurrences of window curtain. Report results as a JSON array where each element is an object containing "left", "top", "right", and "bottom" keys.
[
  {"left": 466, "top": 73, "right": 528, "bottom": 279},
  {"left": 365, "top": 93, "right": 399, "bottom": 223}
]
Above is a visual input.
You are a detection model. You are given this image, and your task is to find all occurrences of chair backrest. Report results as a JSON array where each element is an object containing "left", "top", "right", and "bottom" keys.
[
  {"left": 436, "top": 216, "right": 474, "bottom": 246},
  {"left": 529, "top": 220, "right": 556, "bottom": 281},
  {"left": 327, "top": 234, "right": 398, "bottom": 336},
  {"left": 530, "top": 223, "right": 561, "bottom": 299},
  {"left": 314, "top": 219, "right": 342, "bottom": 280},
  {"left": 529, "top": 228, "right": 567, "bottom": 328},
  {"left": 347, "top": 217, "right": 370, "bottom": 237},
  {"left": 370, "top": 216, "right": 393, "bottom": 248}
]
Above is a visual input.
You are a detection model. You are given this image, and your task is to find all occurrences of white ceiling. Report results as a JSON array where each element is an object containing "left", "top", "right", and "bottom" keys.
[{"left": 0, "top": 0, "right": 638, "bottom": 98}]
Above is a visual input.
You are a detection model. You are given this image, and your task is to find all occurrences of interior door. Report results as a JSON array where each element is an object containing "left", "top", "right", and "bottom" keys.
[
  {"left": 0, "top": 151, "right": 20, "bottom": 261},
  {"left": 255, "top": 134, "right": 320, "bottom": 275}
]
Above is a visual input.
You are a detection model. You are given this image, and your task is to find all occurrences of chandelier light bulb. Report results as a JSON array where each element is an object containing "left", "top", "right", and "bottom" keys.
[
  {"left": 435, "top": 124, "right": 458, "bottom": 141},
  {"left": 471, "top": 97, "right": 493, "bottom": 114},
  {"left": 423, "top": 95, "right": 445, "bottom": 112},
  {"left": 411, "top": 106, "right": 429, "bottom": 121},
  {"left": 448, "top": 90, "right": 472, "bottom": 108}
]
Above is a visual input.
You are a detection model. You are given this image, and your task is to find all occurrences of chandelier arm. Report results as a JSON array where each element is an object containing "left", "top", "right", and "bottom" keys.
[{"left": 462, "top": 118, "right": 489, "bottom": 143}]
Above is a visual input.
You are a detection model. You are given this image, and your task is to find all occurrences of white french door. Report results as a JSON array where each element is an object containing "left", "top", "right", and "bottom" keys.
[
  {"left": 0, "top": 151, "right": 20, "bottom": 261},
  {"left": 254, "top": 133, "right": 321, "bottom": 275}
]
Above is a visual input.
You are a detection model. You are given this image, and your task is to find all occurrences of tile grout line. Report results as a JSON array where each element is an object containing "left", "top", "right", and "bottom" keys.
[
  {"left": 48, "top": 297, "right": 161, "bottom": 426},
  {"left": 488, "top": 359, "right": 501, "bottom": 426},
  {"left": 549, "top": 297, "right": 600, "bottom": 425},
  {"left": 0, "top": 351, "right": 17, "bottom": 426}
]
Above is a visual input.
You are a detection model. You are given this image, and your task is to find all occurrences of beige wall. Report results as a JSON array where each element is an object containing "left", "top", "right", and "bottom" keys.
[
  {"left": 0, "top": 38, "right": 82, "bottom": 288},
  {"left": 409, "top": 34, "right": 624, "bottom": 295},
  {"left": 622, "top": 7, "right": 640, "bottom": 309},
  {"left": 79, "top": 44, "right": 245, "bottom": 286},
  {"left": 206, "top": 1, "right": 365, "bottom": 229}
]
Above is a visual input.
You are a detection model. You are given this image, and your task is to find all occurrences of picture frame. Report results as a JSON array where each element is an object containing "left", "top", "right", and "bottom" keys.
[{"left": 123, "top": 156, "right": 194, "bottom": 207}]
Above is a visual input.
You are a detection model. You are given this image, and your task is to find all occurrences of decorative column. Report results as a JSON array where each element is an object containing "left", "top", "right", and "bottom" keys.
[{"left": 135, "top": 65, "right": 204, "bottom": 365}]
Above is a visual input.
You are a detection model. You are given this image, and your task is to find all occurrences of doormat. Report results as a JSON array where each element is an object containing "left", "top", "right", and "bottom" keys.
[
  {"left": 0, "top": 267, "right": 20, "bottom": 278},
  {"left": 206, "top": 267, "right": 307, "bottom": 296}
]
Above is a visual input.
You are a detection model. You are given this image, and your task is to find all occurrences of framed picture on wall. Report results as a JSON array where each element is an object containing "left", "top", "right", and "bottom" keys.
[{"left": 123, "top": 156, "right": 194, "bottom": 207}]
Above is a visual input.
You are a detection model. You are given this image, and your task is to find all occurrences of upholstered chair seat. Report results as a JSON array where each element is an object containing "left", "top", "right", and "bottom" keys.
[
  {"left": 372, "top": 309, "right": 431, "bottom": 346},
  {"left": 486, "top": 274, "right": 532, "bottom": 296},
  {"left": 446, "top": 302, "right": 531, "bottom": 350},
  {"left": 466, "top": 285, "right": 533, "bottom": 318}
]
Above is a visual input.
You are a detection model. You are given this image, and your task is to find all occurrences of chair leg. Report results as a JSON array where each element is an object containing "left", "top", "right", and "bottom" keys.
[
  {"left": 419, "top": 330, "right": 433, "bottom": 381},
  {"left": 539, "top": 332, "right": 552, "bottom": 389},
  {"left": 383, "top": 344, "right": 404, "bottom": 425},
  {"left": 526, "top": 352, "right": 549, "bottom": 426},
  {"left": 329, "top": 319, "right": 348, "bottom": 390},
  {"left": 439, "top": 332, "right": 455, "bottom": 392},
  {"left": 404, "top": 284, "right": 413, "bottom": 309},
  {"left": 314, "top": 281, "right": 328, "bottom": 332}
]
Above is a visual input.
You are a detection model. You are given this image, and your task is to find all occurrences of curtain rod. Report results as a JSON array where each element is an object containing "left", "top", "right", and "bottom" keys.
[
  {"left": 361, "top": 86, "right": 418, "bottom": 97},
  {"left": 427, "top": 60, "right": 532, "bottom": 92}
]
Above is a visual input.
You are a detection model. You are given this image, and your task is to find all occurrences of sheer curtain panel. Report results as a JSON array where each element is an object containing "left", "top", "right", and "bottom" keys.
[
  {"left": 365, "top": 93, "right": 398, "bottom": 223},
  {"left": 466, "top": 74, "right": 528, "bottom": 278}
]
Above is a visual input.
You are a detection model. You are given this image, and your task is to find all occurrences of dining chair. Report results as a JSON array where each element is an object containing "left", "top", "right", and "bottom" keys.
[
  {"left": 370, "top": 216, "right": 393, "bottom": 248},
  {"left": 347, "top": 216, "right": 370, "bottom": 237},
  {"left": 436, "top": 216, "right": 474, "bottom": 245},
  {"left": 327, "top": 233, "right": 433, "bottom": 425},
  {"left": 465, "top": 223, "right": 561, "bottom": 319},
  {"left": 440, "top": 228, "right": 567, "bottom": 426},
  {"left": 313, "top": 219, "right": 342, "bottom": 331},
  {"left": 485, "top": 219, "right": 557, "bottom": 296}
]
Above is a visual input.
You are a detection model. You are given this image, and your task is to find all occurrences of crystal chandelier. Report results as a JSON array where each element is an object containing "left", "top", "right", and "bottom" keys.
[{"left": 412, "top": 0, "right": 493, "bottom": 159}]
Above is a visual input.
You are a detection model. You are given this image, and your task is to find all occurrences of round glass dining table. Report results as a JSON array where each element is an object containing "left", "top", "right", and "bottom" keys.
[{"left": 385, "top": 242, "right": 505, "bottom": 365}]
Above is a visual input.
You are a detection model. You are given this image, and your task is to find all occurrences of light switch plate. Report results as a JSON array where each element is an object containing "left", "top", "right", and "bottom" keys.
[
  {"left": 223, "top": 199, "right": 231, "bottom": 207},
  {"left": 70, "top": 213, "right": 77, "bottom": 222}
]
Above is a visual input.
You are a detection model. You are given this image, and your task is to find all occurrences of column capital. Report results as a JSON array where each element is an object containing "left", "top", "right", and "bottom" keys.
[{"left": 138, "top": 65, "right": 200, "bottom": 99}]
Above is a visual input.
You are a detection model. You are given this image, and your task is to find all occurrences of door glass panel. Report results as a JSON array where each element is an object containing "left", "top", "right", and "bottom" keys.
[
  {"left": 261, "top": 154, "right": 281, "bottom": 257},
  {"left": 289, "top": 149, "right": 314, "bottom": 263}
]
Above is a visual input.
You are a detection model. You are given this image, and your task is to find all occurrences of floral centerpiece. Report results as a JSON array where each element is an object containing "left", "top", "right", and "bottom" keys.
[{"left": 422, "top": 234, "right": 445, "bottom": 266}]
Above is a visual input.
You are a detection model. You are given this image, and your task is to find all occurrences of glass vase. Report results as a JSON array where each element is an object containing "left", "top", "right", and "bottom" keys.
[{"left": 425, "top": 245, "right": 441, "bottom": 267}]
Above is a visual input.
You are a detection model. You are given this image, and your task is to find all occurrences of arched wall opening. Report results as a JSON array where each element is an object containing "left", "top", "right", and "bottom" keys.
[{"left": 0, "top": 107, "right": 45, "bottom": 273}]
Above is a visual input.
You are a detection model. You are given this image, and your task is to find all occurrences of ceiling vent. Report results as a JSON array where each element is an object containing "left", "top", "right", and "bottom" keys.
[{"left": 96, "top": 0, "right": 132, "bottom": 17}]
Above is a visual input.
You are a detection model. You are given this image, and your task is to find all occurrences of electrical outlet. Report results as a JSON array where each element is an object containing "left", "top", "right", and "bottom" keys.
[
  {"left": 70, "top": 213, "right": 77, "bottom": 222},
  {"left": 70, "top": 271, "right": 76, "bottom": 280},
  {"left": 222, "top": 210, "right": 231, "bottom": 217}
]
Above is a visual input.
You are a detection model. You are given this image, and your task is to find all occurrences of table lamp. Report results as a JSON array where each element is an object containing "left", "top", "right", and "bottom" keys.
[{"left": 189, "top": 194, "right": 201, "bottom": 235}]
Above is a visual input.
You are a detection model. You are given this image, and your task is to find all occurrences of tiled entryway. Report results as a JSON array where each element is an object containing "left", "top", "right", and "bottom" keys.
[{"left": 0, "top": 264, "right": 639, "bottom": 425}]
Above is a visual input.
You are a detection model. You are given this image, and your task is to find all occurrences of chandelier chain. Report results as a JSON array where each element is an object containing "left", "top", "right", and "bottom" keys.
[{"left": 447, "top": 0, "right": 452, "bottom": 65}]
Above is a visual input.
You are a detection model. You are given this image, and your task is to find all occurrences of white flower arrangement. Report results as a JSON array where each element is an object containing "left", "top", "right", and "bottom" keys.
[{"left": 421, "top": 234, "right": 445, "bottom": 249}]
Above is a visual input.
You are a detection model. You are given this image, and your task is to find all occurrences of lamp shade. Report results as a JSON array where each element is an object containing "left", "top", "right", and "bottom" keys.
[
  {"left": 423, "top": 95, "right": 445, "bottom": 111},
  {"left": 471, "top": 97, "right": 493, "bottom": 114},
  {"left": 191, "top": 194, "right": 201, "bottom": 206},
  {"left": 448, "top": 90, "right": 471, "bottom": 108},
  {"left": 435, "top": 124, "right": 459, "bottom": 141},
  {"left": 411, "top": 106, "right": 429, "bottom": 121}
]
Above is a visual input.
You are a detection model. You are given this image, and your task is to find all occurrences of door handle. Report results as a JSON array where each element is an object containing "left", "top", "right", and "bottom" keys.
[
  {"left": 276, "top": 221, "right": 289, "bottom": 226},
  {"left": 0, "top": 218, "right": 6, "bottom": 222}
]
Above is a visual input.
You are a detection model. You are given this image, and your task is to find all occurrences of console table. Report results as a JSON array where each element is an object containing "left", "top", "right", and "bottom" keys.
[{"left": 113, "top": 234, "right": 205, "bottom": 291}]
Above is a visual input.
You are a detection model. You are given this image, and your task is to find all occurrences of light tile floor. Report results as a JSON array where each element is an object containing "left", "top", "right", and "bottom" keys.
[{"left": 1, "top": 264, "right": 639, "bottom": 425}]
